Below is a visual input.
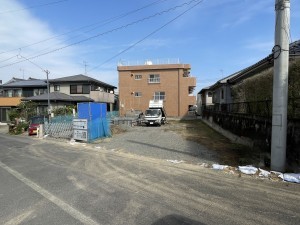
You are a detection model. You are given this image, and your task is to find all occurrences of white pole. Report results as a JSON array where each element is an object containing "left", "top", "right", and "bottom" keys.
[
  {"left": 46, "top": 70, "right": 51, "bottom": 117},
  {"left": 271, "top": 0, "right": 290, "bottom": 172}
]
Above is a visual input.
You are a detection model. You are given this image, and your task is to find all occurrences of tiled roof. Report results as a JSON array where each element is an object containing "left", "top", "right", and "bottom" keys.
[
  {"left": 22, "top": 92, "right": 94, "bottom": 102},
  {"left": 0, "top": 97, "right": 22, "bottom": 107},
  {"left": 2, "top": 79, "right": 47, "bottom": 87},
  {"left": 206, "top": 39, "right": 300, "bottom": 89},
  {"left": 228, "top": 39, "right": 300, "bottom": 84},
  {"left": 198, "top": 86, "right": 211, "bottom": 94},
  {"left": 50, "top": 74, "right": 116, "bottom": 89}
]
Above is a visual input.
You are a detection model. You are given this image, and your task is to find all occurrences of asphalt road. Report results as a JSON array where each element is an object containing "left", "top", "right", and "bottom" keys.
[{"left": 0, "top": 132, "right": 300, "bottom": 225}]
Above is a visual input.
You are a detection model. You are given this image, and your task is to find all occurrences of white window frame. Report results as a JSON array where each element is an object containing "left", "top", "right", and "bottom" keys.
[
  {"left": 153, "top": 91, "right": 165, "bottom": 100},
  {"left": 135, "top": 74, "right": 142, "bottom": 80},
  {"left": 134, "top": 92, "right": 142, "bottom": 97},
  {"left": 148, "top": 74, "right": 160, "bottom": 83}
]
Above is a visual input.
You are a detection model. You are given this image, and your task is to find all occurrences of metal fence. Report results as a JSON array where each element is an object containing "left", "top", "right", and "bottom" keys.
[
  {"left": 44, "top": 111, "right": 118, "bottom": 140},
  {"left": 44, "top": 115, "right": 74, "bottom": 139},
  {"left": 202, "top": 99, "right": 300, "bottom": 170},
  {"left": 203, "top": 98, "right": 300, "bottom": 120}
]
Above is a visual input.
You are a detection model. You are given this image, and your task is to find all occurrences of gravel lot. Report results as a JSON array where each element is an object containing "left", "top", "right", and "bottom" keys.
[{"left": 95, "top": 122, "right": 220, "bottom": 165}]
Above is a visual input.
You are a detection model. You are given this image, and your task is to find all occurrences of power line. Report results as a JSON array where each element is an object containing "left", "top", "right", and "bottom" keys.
[
  {"left": 0, "top": 55, "right": 17, "bottom": 64},
  {"left": 17, "top": 55, "right": 46, "bottom": 72},
  {"left": 0, "top": 0, "right": 69, "bottom": 14},
  {"left": 0, "top": 0, "right": 200, "bottom": 69},
  {"left": 0, "top": 0, "right": 167, "bottom": 56},
  {"left": 89, "top": 0, "right": 204, "bottom": 71}
]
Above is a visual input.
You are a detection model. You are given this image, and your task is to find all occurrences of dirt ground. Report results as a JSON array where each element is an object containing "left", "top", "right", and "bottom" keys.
[
  {"left": 111, "top": 119, "right": 265, "bottom": 167},
  {"left": 164, "top": 119, "right": 265, "bottom": 167}
]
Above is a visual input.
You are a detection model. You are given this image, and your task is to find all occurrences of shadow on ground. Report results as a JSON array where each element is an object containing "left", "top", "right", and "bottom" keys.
[{"left": 152, "top": 214, "right": 205, "bottom": 225}]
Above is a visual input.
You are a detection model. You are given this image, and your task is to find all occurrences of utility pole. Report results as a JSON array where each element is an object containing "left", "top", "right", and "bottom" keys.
[
  {"left": 271, "top": 0, "right": 290, "bottom": 172},
  {"left": 45, "top": 70, "right": 51, "bottom": 117}
]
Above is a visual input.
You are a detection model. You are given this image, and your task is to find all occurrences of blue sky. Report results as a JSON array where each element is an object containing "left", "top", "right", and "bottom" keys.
[{"left": 0, "top": 0, "right": 299, "bottom": 93}]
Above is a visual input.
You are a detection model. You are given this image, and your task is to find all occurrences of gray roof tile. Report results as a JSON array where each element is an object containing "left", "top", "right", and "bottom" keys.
[
  {"left": 50, "top": 74, "right": 116, "bottom": 88},
  {"left": 22, "top": 92, "right": 94, "bottom": 102},
  {"left": 2, "top": 79, "right": 47, "bottom": 87}
]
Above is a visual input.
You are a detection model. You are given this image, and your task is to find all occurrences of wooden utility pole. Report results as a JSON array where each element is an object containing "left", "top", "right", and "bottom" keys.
[{"left": 271, "top": 0, "right": 290, "bottom": 172}]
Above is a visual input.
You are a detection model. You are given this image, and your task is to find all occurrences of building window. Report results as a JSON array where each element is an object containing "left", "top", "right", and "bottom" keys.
[
  {"left": 183, "top": 69, "right": 190, "bottom": 77},
  {"left": 154, "top": 91, "right": 165, "bottom": 100},
  {"left": 54, "top": 85, "right": 60, "bottom": 91},
  {"left": 207, "top": 92, "right": 212, "bottom": 97},
  {"left": 34, "top": 89, "right": 39, "bottom": 96},
  {"left": 135, "top": 74, "right": 142, "bottom": 80},
  {"left": 134, "top": 92, "right": 142, "bottom": 97},
  {"left": 34, "top": 89, "right": 46, "bottom": 96},
  {"left": 221, "top": 89, "right": 224, "bottom": 100},
  {"left": 70, "top": 85, "right": 90, "bottom": 94},
  {"left": 13, "top": 89, "right": 22, "bottom": 97},
  {"left": 4, "top": 90, "right": 12, "bottom": 97},
  {"left": 148, "top": 74, "right": 160, "bottom": 83}
]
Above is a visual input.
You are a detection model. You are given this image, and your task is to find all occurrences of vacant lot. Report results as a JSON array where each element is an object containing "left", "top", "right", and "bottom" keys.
[
  {"left": 164, "top": 120, "right": 263, "bottom": 166},
  {"left": 101, "top": 119, "right": 261, "bottom": 167}
]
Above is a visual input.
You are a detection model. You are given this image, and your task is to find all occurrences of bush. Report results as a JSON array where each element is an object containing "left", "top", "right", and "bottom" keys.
[
  {"left": 232, "top": 59, "right": 300, "bottom": 102},
  {"left": 8, "top": 109, "right": 20, "bottom": 122},
  {"left": 52, "top": 106, "right": 75, "bottom": 116},
  {"left": 9, "top": 122, "right": 29, "bottom": 135}
]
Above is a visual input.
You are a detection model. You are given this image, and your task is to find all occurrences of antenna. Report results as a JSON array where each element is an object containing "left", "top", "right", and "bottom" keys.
[
  {"left": 20, "top": 68, "right": 25, "bottom": 79},
  {"left": 83, "top": 61, "right": 88, "bottom": 75}
]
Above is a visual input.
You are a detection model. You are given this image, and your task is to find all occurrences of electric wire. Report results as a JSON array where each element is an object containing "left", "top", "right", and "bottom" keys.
[
  {"left": 0, "top": 0, "right": 201, "bottom": 69},
  {"left": 0, "top": 55, "right": 17, "bottom": 64},
  {"left": 88, "top": 0, "right": 204, "bottom": 72},
  {"left": 12, "top": 0, "right": 169, "bottom": 58},
  {"left": 17, "top": 55, "right": 47, "bottom": 72},
  {"left": 0, "top": 0, "right": 167, "bottom": 56},
  {"left": 28, "top": 0, "right": 197, "bottom": 58}
]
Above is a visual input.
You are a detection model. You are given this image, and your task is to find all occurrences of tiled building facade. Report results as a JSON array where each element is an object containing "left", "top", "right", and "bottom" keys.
[{"left": 118, "top": 63, "right": 196, "bottom": 117}]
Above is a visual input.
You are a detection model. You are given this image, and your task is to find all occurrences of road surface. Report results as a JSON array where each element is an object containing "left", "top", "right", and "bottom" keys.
[{"left": 0, "top": 133, "right": 299, "bottom": 225}]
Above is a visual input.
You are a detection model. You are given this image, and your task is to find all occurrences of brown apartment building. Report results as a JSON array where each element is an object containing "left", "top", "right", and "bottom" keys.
[{"left": 118, "top": 62, "right": 196, "bottom": 117}]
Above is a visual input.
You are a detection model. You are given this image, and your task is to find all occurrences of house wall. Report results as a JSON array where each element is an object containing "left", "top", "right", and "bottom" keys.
[
  {"left": 118, "top": 64, "right": 196, "bottom": 117},
  {"left": 204, "top": 90, "right": 213, "bottom": 105},
  {"left": 50, "top": 83, "right": 114, "bottom": 103},
  {"left": 51, "top": 84, "right": 72, "bottom": 96},
  {"left": 213, "top": 85, "right": 232, "bottom": 105}
]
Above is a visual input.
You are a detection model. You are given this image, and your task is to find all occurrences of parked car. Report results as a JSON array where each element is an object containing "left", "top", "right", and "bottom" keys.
[{"left": 28, "top": 115, "right": 48, "bottom": 135}]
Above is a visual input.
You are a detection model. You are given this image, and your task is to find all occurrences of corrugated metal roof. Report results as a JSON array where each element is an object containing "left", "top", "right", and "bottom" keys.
[{"left": 0, "top": 97, "right": 22, "bottom": 106}]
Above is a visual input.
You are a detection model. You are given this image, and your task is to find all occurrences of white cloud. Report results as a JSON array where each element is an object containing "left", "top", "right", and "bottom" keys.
[
  {"left": 244, "top": 40, "right": 273, "bottom": 52},
  {"left": 220, "top": 1, "right": 272, "bottom": 29},
  {"left": 0, "top": 0, "right": 116, "bottom": 86}
]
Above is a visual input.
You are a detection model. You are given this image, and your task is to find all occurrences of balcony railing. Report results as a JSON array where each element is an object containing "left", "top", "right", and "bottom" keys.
[{"left": 118, "top": 58, "right": 180, "bottom": 66}]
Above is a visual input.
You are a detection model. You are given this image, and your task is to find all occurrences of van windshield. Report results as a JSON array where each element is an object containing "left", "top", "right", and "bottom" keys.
[{"left": 145, "top": 109, "right": 160, "bottom": 116}]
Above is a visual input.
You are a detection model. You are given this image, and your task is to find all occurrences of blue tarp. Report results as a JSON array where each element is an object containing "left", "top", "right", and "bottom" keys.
[{"left": 77, "top": 103, "right": 110, "bottom": 141}]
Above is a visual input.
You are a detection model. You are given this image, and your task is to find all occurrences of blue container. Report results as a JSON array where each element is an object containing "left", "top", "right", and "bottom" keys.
[
  {"left": 77, "top": 103, "right": 110, "bottom": 141},
  {"left": 78, "top": 102, "right": 107, "bottom": 120}
]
